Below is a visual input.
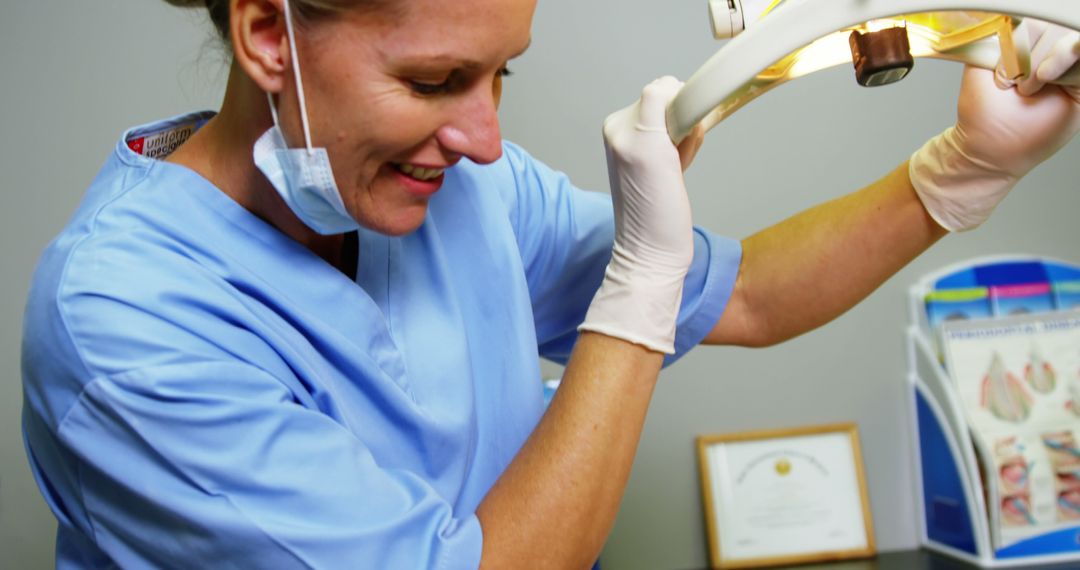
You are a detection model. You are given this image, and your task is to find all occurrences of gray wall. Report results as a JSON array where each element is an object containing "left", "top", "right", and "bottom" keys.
[{"left": 2, "top": 1, "right": 1077, "bottom": 569}]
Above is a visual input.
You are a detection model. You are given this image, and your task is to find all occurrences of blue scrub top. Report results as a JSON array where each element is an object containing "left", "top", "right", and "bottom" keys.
[{"left": 22, "top": 112, "right": 741, "bottom": 569}]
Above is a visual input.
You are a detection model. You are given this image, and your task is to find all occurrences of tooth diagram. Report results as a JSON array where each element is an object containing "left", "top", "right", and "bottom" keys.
[
  {"left": 1000, "top": 461, "right": 1030, "bottom": 493},
  {"left": 1025, "top": 347, "right": 1056, "bottom": 394},
  {"left": 1001, "top": 496, "right": 1037, "bottom": 526},
  {"left": 981, "top": 352, "right": 1032, "bottom": 423},
  {"left": 1058, "top": 490, "right": 1080, "bottom": 521}
]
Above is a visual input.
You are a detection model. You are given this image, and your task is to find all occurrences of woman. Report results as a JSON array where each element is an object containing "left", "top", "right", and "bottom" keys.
[{"left": 21, "top": 0, "right": 1078, "bottom": 568}]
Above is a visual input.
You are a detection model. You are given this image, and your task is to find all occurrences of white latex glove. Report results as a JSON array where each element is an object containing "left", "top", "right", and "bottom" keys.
[
  {"left": 909, "top": 20, "right": 1080, "bottom": 232},
  {"left": 997, "top": 20, "right": 1080, "bottom": 96},
  {"left": 579, "top": 76, "right": 695, "bottom": 354}
]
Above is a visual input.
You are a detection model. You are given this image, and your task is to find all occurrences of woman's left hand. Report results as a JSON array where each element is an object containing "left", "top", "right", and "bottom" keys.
[{"left": 909, "top": 20, "right": 1080, "bottom": 232}]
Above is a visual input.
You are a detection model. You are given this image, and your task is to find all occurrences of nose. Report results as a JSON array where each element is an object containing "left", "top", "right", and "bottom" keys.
[{"left": 436, "top": 85, "right": 503, "bottom": 165}]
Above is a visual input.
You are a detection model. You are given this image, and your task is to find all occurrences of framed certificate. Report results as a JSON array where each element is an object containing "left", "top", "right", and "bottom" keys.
[{"left": 697, "top": 423, "right": 875, "bottom": 569}]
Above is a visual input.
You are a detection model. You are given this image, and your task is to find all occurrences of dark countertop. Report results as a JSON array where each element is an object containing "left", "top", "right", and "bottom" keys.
[{"left": 682, "top": 548, "right": 1080, "bottom": 569}]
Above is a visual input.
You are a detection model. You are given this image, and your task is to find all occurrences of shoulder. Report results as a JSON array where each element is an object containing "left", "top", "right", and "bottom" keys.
[
  {"left": 24, "top": 193, "right": 228, "bottom": 404},
  {"left": 22, "top": 113, "right": 250, "bottom": 421},
  {"left": 36, "top": 114, "right": 230, "bottom": 340}
]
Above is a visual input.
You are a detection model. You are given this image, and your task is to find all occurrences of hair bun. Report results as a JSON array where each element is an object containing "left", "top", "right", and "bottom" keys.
[{"left": 163, "top": 0, "right": 230, "bottom": 40}]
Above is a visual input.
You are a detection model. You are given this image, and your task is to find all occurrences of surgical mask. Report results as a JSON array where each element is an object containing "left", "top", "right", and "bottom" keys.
[{"left": 252, "top": 0, "right": 359, "bottom": 235}]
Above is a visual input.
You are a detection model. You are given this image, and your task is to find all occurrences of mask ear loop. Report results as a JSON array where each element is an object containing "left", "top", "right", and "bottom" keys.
[
  {"left": 266, "top": 92, "right": 281, "bottom": 126},
  {"left": 281, "top": 0, "right": 316, "bottom": 157}
]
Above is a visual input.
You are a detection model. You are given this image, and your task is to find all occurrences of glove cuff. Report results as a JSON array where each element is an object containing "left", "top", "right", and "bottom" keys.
[
  {"left": 909, "top": 127, "right": 1018, "bottom": 232},
  {"left": 578, "top": 258, "right": 687, "bottom": 355}
]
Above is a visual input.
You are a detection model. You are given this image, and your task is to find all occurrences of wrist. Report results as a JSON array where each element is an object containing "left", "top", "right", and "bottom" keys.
[
  {"left": 909, "top": 127, "right": 1019, "bottom": 232},
  {"left": 579, "top": 254, "right": 687, "bottom": 355}
]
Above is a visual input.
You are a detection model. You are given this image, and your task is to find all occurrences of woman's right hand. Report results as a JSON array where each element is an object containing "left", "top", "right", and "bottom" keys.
[
  {"left": 579, "top": 76, "right": 695, "bottom": 354},
  {"left": 480, "top": 82, "right": 694, "bottom": 564}
]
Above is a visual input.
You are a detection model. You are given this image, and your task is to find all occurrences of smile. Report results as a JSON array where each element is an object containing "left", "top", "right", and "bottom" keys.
[{"left": 393, "top": 163, "right": 445, "bottom": 181}]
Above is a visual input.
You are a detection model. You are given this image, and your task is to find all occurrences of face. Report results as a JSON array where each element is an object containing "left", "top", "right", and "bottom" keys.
[{"left": 280, "top": 0, "right": 536, "bottom": 236}]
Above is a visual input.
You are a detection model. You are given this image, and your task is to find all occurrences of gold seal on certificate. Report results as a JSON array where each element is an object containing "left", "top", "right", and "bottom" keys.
[{"left": 697, "top": 423, "right": 876, "bottom": 569}]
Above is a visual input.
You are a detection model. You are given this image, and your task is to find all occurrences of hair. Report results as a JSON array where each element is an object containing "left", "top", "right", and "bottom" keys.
[{"left": 163, "top": 0, "right": 367, "bottom": 41}]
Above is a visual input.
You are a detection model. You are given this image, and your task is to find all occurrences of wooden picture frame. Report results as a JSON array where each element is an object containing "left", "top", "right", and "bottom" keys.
[{"left": 697, "top": 423, "right": 876, "bottom": 569}]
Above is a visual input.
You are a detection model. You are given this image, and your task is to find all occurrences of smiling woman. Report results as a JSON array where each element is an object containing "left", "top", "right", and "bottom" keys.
[
  {"left": 20, "top": 0, "right": 738, "bottom": 568},
  {"left": 159, "top": 0, "right": 532, "bottom": 244},
  {"left": 19, "top": 0, "right": 1080, "bottom": 568}
]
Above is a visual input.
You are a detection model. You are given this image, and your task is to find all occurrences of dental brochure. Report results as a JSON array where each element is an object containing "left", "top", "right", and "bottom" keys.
[
  {"left": 940, "top": 309, "right": 1080, "bottom": 550},
  {"left": 1054, "top": 281, "right": 1080, "bottom": 312}
]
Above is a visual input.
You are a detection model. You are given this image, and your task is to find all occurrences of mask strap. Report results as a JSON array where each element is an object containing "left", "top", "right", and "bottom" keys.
[
  {"left": 281, "top": 0, "right": 316, "bottom": 156},
  {"left": 266, "top": 93, "right": 281, "bottom": 127}
]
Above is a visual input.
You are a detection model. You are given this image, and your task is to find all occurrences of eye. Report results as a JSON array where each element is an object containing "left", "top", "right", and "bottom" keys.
[
  {"left": 408, "top": 78, "right": 452, "bottom": 96},
  {"left": 408, "top": 68, "right": 514, "bottom": 96}
]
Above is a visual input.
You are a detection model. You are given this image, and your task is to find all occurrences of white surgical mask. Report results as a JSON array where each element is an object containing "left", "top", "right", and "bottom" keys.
[{"left": 252, "top": 0, "right": 359, "bottom": 235}]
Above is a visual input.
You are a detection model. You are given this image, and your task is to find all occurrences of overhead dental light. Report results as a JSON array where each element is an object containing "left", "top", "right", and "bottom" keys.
[{"left": 668, "top": 0, "right": 1080, "bottom": 142}]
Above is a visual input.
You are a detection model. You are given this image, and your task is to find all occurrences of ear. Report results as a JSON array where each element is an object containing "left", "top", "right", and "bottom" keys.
[{"left": 231, "top": 0, "right": 289, "bottom": 93}]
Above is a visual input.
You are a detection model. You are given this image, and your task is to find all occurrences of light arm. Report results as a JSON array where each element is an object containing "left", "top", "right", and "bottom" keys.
[
  {"left": 478, "top": 332, "right": 661, "bottom": 569},
  {"left": 704, "top": 162, "right": 947, "bottom": 347},
  {"left": 479, "top": 78, "right": 699, "bottom": 567}
]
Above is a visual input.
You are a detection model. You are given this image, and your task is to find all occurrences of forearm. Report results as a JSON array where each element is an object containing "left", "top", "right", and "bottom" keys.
[
  {"left": 706, "top": 161, "right": 947, "bottom": 347},
  {"left": 477, "top": 332, "right": 662, "bottom": 569},
  {"left": 477, "top": 76, "right": 694, "bottom": 567}
]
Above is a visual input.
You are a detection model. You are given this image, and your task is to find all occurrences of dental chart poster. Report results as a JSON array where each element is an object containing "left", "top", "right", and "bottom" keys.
[{"left": 941, "top": 310, "right": 1080, "bottom": 549}]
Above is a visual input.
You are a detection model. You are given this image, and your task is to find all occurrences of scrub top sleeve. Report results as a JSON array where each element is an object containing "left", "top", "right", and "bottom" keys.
[
  {"left": 57, "top": 362, "right": 482, "bottom": 570},
  {"left": 494, "top": 142, "right": 616, "bottom": 350},
  {"left": 494, "top": 142, "right": 742, "bottom": 366},
  {"left": 666, "top": 228, "right": 742, "bottom": 364}
]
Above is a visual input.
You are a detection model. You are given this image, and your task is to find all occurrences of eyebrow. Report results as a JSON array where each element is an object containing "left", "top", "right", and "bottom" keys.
[{"left": 390, "top": 38, "right": 532, "bottom": 71}]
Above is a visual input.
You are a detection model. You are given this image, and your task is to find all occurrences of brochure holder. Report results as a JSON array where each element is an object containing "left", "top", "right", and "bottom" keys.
[{"left": 907, "top": 255, "right": 1080, "bottom": 566}]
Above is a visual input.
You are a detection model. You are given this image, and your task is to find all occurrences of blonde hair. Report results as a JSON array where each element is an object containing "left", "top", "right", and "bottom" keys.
[{"left": 163, "top": 0, "right": 379, "bottom": 41}]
